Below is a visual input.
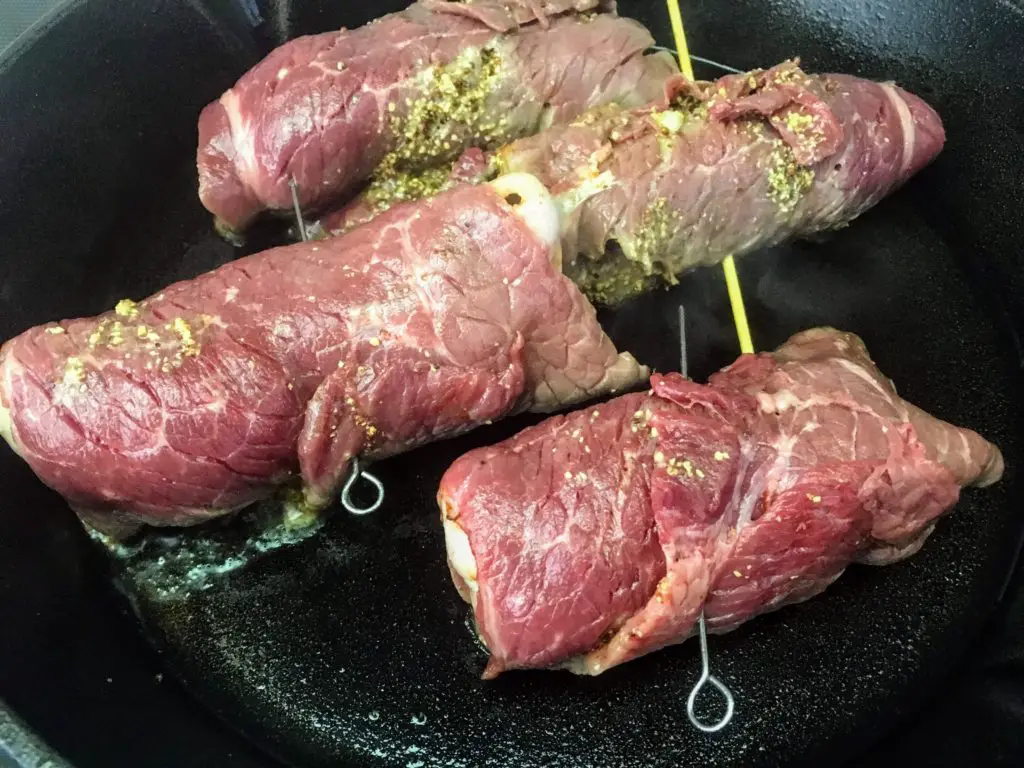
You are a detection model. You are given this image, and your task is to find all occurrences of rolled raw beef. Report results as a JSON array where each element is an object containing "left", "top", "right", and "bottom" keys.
[
  {"left": 324, "top": 60, "right": 945, "bottom": 304},
  {"left": 197, "top": 0, "right": 676, "bottom": 233},
  {"left": 497, "top": 59, "right": 947, "bottom": 304},
  {"left": 0, "top": 174, "right": 645, "bottom": 536},
  {"left": 438, "top": 328, "right": 1003, "bottom": 678}
]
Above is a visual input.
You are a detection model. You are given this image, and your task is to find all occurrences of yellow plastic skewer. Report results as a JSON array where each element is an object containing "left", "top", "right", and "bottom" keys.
[
  {"left": 665, "top": 0, "right": 755, "bottom": 356},
  {"left": 722, "top": 257, "right": 754, "bottom": 354},
  {"left": 666, "top": 0, "right": 695, "bottom": 80}
]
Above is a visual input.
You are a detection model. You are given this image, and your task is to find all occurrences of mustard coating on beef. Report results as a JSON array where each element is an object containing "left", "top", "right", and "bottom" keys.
[{"left": 370, "top": 46, "right": 510, "bottom": 211}]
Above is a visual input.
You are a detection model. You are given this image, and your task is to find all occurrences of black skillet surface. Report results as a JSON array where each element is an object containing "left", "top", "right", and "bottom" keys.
[{"left": 0, "top": 1, "right": 1023, "bottom": 767}]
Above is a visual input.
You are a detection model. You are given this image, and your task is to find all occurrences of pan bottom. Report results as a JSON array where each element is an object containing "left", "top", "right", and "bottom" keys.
[{"left": 110, "top": 188, "right": 1023, "bottom": 768}]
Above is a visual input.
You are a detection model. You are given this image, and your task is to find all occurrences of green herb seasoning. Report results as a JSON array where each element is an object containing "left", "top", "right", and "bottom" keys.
[
  {"left": 363, "top": 166, "right": 451, "bottom": 210},
  {"left": 624, "top": 198, "right": 684, "bottom": 280},
  {"left": 567, "top": 249, "right": 659, "bottom": 307},
  {"left": 765, "top": 140, "right": 814, "bottom": 213},
  {"left": 370, "top": 45, "right": 509, "bottom": 213}
]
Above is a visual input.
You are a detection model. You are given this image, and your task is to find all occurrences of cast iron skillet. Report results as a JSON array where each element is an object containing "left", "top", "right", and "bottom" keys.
[{"left": 0, "top": 1, "right": 1022, "bottom": 766}]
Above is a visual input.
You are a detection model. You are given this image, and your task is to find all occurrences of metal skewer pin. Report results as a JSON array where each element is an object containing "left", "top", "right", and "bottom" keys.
[
  {"left": 288, "top": 177, "right": 309, "bottom": 242},
  {"left": 650, "top": 47, "right": 744, "bottom": 74},
  {"left": 665, "top": 0, "right": 746, "bottom": 729},
  {"left": 289, "top": 178, "right": 385, "bottom": 516},
  {"left": 678, "top": 305, "right": 735, "bottom": 733},
  {"left": 340, "top": 456, "right": 385, "bottom": 516}
]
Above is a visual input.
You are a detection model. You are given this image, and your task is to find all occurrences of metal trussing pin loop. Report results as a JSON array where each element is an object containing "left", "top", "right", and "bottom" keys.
[
  {"left": 686, "top": 613, "right": 736, "bottom": 733},
  {"left": 289, "top": 178, "right": 385, "bottom": 517}
]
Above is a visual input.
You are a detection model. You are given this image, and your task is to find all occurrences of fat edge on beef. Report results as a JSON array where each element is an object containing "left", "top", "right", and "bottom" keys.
[
  {"left": 197, "top": 0, "right": 677, "bottom": 233},
  {"left": 324, "top": 60, "right": 945, "bottom": 305},
  {"left": 439, "top": 328, "right": 1004, "bottom": 678},
  {"left": 0, "top": 174, "right": 646, "bottom": 537}
]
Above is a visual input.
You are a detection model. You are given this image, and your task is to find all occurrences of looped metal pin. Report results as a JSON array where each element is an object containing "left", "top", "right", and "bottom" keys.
[
  {"left": 288, "top": 177, "right": 309, "bottom": 242},
  {"left": 649, "top": 47, "right": 744, "bottom": 75},
  {"left": 289, "top": 177, "right": 384, "bottom": 516},
  {"left": 340, "top": 457, "right": 385, "bottom": 516},
  {"left": 686, "top": 612, "right": 735, "bottom": 733},
  {"left": 678, "top": 305, "right": 735, "bottom": 732}
]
